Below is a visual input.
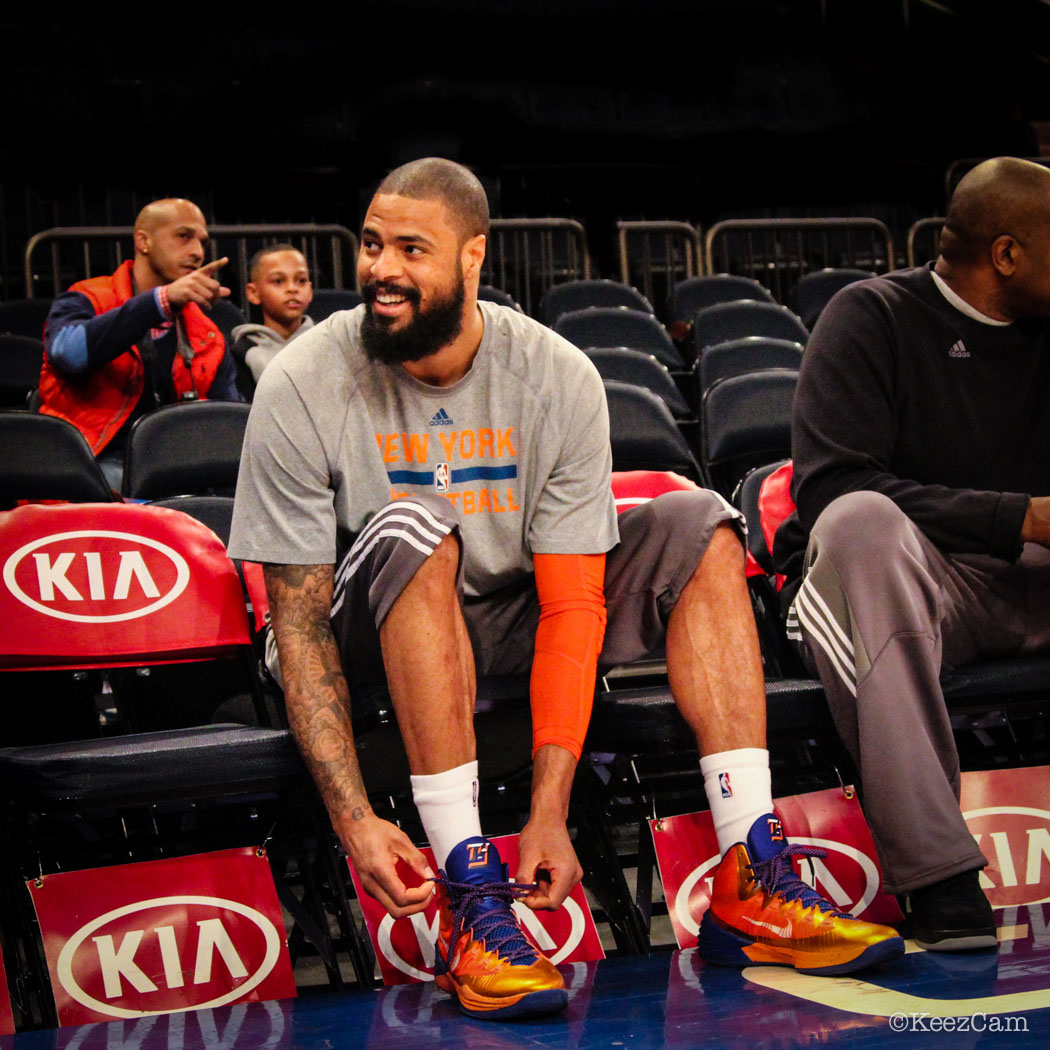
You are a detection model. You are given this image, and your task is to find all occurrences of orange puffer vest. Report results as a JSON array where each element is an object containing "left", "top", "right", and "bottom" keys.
[{"left": 39, "top": 260, "right": 226, "bottom": 453}]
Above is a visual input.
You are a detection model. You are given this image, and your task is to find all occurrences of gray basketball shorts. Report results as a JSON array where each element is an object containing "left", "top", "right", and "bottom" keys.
[{"left": 324, "top": 489, "right": 743, "bottom": 693}]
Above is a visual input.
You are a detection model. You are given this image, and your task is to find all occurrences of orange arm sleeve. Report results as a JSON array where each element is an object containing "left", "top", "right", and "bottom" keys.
[{"left": 530, "top": 552, "right": 608, "bottom": 760}]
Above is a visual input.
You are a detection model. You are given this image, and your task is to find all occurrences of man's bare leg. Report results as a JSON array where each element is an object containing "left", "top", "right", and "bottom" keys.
[{"left": 380, "top": 533, "right": 481, "bottom": 870}]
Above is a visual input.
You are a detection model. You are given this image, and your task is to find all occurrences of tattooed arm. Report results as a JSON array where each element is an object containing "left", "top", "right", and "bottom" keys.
[{"left": 264, "top": 563, "right": 435, "bottom": 917}]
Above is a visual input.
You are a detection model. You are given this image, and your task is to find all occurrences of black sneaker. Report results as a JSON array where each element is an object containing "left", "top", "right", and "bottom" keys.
[{"left": 905, "top": 869, "right": 997, "bottom": 952}]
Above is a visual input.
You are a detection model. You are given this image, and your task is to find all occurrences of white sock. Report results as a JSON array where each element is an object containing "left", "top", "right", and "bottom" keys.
[
  {"left": 410, "top": 760, "right": 482, "bottom": 871},
  {"left": 700, "top": 748, "right": 773, "bottom": 855}
]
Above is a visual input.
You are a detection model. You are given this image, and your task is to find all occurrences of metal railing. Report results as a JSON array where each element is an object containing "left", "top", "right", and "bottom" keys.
[
  {"left": 617, "top": 221, "right": 704, "bottom": 318},
  {"left": 24, "top": 224, "right": 359, "bottom": 301},
  {"left": 704, "top": 217, "right": 895, "bottom": 306},
  {"left": 482, "top": 219, "right": 590, "bottom": 316},
  {"left": 907, "top": 217, "right": 945, "bottom": 269}
]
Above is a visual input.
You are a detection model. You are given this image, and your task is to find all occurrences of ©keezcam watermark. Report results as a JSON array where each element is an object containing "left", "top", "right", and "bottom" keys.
[{"left": 889, "top": 1012, "right": 1029, "bottom": 1033}]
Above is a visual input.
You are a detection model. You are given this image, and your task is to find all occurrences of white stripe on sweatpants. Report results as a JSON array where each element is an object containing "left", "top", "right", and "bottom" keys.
[{"left": 790, "top": 577, "right": 858, "bottom": 697}]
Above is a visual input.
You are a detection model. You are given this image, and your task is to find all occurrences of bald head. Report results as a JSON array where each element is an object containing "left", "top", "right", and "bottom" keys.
[
  {"left": 939, "top": 158, "right": 1050, "bottom": 267},
  {"left": 375, "top": 158, "right": 489, "bottom": 242},
  {"left": 132, "top": 197, "right": 211, "bottom": 290},
  {"left": 134, "top": 198, "right": 206, "bottom": 236}
]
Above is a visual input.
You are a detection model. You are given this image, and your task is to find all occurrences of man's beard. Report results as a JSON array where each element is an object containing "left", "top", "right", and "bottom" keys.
[{"left": 360, "top": 277, "right": 466, "bottom": 365}]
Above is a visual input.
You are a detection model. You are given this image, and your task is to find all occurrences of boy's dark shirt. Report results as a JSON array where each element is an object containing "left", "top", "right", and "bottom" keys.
[{"left": 774, "top": 264, "right": 1050, "bottom": 601}]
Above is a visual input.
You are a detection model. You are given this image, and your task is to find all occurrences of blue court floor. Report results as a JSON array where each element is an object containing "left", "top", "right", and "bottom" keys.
[{"left": 8, "top": 904, "right": 1050, "bottom": 1049}]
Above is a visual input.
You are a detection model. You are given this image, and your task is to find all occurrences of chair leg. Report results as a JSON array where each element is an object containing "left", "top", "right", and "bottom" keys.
[{"left": 570, "top": 764, "right": 649, "bottom": 955}]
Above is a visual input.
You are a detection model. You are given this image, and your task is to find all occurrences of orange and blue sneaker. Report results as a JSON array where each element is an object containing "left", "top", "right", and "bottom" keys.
[
  {"left": 433, "top": 837, "right": 567, "bottom": 1020},
  {"left": 697, "top": 814, "right": 905, "bottom": 975}
]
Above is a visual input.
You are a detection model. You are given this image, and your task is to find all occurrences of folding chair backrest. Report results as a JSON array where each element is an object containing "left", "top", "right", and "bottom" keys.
[
  {"left": 478, "top": 285, "right": 523, "bottom": 312},
  {"left": 693, "top": 300, "right": 809, "bottom": 355},
  {"left": 541, "top": 280, "right": 653, "bottom": 326},
  {"left": 123, "top": 401, "right": 251, "bottom": 500},
  {"left": 701, "top": 369, "right": 798, "bottom": 497},
  {"left": 0, "top": 411, "right": 114, "bottom": 509},
  {"left": 309, "top": 288, "right": 364, "bottom": 323},
  {"left": 0, "top": 334, "right": 45, "bottom": 409},
  {"left": 604, "top": 380, "right": 701, "bottom": 481},
  {"left": 0, "top": 502, "right": 251, "bottom": 671},
  {"left": 584, "top": 347, "right": 692, "bottom": 417},
  {"left": 670, "top": 275, "right": 774, "bottom": 323},
  {"left": 696, "top": 337, "right": 804, "bottom": 395},
  {"left": 795, "top": 268, "right": 874, "bottom": 330},
  {"left": 556, "top": 308, "right": 682, "bottom": 369}
]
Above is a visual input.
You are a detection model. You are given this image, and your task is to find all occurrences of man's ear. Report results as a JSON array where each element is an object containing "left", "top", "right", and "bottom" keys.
[
  {"left": 991, "top": 234, "right": 1019, "bottom": 276},
  {"left": 245, "top": 282, "right": 262, "bottom": 306},
  {"left": 134, "top": 228, "right": 150, "bottom": 256},
  {"left": 461, "top": 234, "right": 486, "bottom": 282}
]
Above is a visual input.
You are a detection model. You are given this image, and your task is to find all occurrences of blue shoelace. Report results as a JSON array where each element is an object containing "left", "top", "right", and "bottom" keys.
[
  {"left": 435, "top": 877, "right": 540, "bottom": 966},
  {"left": 750, "top": 845, "right": 851, "bottom": 918}
]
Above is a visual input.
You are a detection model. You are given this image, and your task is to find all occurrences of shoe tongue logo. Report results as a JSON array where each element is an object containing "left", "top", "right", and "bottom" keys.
[
  {"left": 466, "top": 842, "right": 490, "bottom": 868},
  {"left": 767, "top": 817, "right": 784, "bottom": 842}
]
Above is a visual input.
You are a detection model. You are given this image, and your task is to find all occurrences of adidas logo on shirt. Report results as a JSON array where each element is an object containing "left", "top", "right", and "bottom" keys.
[
  {"left": 429, "top": 408, "right": 454, "bottom": 426},
  {"left": 948, "top": 340, "right": 970, "bottom": 358}
]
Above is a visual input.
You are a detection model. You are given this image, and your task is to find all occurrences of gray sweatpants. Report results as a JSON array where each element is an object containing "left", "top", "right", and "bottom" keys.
[{"left": 787, "top": 490, "right": 1050, "bottom": 893}]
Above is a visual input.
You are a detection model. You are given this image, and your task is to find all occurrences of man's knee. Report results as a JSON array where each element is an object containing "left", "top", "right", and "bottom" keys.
[{"left": 810, "top": 491, "right": 916, "bottom": 562}]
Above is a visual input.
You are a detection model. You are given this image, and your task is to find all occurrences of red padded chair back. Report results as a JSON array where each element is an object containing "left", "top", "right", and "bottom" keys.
[{"left": 0, "top": 503, "right": 251, "bottom": 670}]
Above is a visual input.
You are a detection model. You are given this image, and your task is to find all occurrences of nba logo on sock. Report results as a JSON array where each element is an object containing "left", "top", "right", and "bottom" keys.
[
  {"left": 466, "top": 843, "right": 489, "bottom": 868},
  {"left": 435, "top": 463, "right": 450, "bottom": 493},
  {"left": 719, "top": 772, "right": 732, "bottom": 798}
]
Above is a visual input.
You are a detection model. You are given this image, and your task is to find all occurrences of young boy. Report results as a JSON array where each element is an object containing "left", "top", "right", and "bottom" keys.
[{"left": 231, "top": 244, "right": 314, "bottom": 392}]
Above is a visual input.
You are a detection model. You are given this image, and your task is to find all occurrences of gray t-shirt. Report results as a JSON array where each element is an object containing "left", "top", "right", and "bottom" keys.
[{"left": 227, "top": 301, "right": 619, "bottom": 598}]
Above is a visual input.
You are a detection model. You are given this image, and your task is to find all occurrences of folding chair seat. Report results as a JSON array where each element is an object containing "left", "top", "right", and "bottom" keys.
[
  {"left": 555, "top": 308, "right": 683, "bottom": 369},
  {"left": 0, "top": 410, "right": 114, "bottom": 510},
  {"left": 308, "top": 288, "right": 364, "bottom": 323},
  {"left": 604, "top": 380, "right": 701, "bottom": 481},
  {"left": 795, "top": 267, "right": 874, "bottom": 330},
  {"left": 695, "top": 336, "right": 803, "bottom": 396},
  {"left": 540, "top": 280, "right": 653, "bottom": 326},
  {"left": 669, "top": 274, "right": 774, "bottom": 325},
  {"left": 122, "top": 401, "right": 251, "bottom": 500},
  {"left": 700, "top": 369, "right": 798, "bottom": 498},
  {"left": 0, "top": 334, "right": 44, "bottom": 409},
  {"left": 584, "top": 347, "right": 692, "bottom": 417},
  {"left": 0, "top": 503, "right": 370, "bottom": 1025},
  {"left": 0, "top": 299, "right": 51, "bottom": 340},
  {"left": 478, "top": 284, "right": 523, "bottom": 311},
  {"left": 692, "top": 300, "right": 809, "bottom": 357}
]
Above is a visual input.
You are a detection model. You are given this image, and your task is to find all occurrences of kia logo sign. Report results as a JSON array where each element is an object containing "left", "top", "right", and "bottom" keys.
[
  {"left": 674, "top": 838, "right": 882, "bottom": 936},
  {"left": 3, "top": 530, "right": 189, "bottom": 623},
  {"left": 964, "top": 805, "right": 1050, "bottom": 908},
  {"left": 56, "top": 896, "right": 282, "bottom": 1019},
  {"left": 377, "top": 897, "right": 588, "bottom": 982}
]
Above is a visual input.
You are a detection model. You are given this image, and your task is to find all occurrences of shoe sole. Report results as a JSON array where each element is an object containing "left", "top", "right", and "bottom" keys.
[
  {"left": 697, "top": 915, "right": 906, "bottom": 975},
  {"left": 436, "top": 974, "right": 569, "bottom": 1020},
  {"left": 915, "top": 932, "right": 999, "bottom": 952}
]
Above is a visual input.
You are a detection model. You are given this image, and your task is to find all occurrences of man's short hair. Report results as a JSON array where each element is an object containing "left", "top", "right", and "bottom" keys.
[
  {"left": 248, "top": 243, "right": 305, "bottom": 282},
  {"left": 375, "top": 158, "right": 490, "bottom": 241}
]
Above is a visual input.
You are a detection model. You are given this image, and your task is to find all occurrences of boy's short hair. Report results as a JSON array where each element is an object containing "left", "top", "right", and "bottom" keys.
[{"left": 248, "top": 243, "right": 306, "bottom": 282}]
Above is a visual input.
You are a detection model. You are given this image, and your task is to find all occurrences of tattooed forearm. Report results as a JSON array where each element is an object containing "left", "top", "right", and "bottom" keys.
[{"left": 264, "top": 563, "right": 372, "bottom": 828}]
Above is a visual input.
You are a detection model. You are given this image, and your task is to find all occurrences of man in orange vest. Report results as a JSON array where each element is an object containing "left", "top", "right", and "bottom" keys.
[{"left": 39, "top": 197, "right": 243, "bottom": 489}]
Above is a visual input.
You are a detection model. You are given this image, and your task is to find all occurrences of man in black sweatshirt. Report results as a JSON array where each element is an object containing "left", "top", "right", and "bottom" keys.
[{"left": 773, "top": 156, "right": 1050, "bottom": 952}]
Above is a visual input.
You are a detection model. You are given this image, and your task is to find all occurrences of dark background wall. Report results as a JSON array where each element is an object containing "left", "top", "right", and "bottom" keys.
[{"left": 1, "top": 0, "right": 1046, "bottom": 295}]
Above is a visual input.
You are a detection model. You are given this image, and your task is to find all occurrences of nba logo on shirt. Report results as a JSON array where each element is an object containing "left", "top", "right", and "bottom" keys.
[
  {"left": 435, "top": 462, "right": 450, "bottom": 493},
  {"left": 719, "top": 772, "right": 732, "bottom": 798}
]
